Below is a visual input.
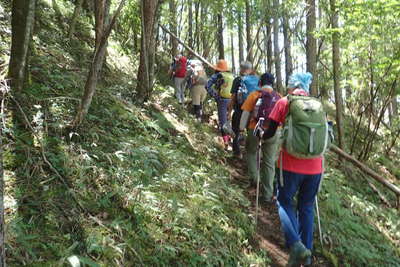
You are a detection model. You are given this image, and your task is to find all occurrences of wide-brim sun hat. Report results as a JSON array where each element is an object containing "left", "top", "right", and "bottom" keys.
[{"left": 213, "top": 59, "right": 230, "bottom": 72}]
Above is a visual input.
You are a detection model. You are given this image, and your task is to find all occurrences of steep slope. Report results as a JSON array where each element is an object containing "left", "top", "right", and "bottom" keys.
[{"left": 1, "top": 1, "right": 399, "bottom": 266}]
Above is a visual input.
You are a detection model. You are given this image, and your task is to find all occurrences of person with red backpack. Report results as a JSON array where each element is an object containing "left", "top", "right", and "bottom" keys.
[
  {"left": 262, "top": 72, "right": 330, "bottom": 266},
  {"left": 240, "top": 73, "right": 281, "bottom": 202},
  {"left": 169, "top": 54, "right": 187, "bottom": 104}
]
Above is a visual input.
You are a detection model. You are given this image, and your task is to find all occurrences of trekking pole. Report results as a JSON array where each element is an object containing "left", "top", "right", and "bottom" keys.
[
  {"left": 255, "top": 140, "right": 261, "bottom": 227},
  {"left": 315, "top": 195, "right": 323, "bottom": 246},
  {"left": 253, "top": 118, "right": 265, "bottom": 227},
  {"left": 316, "top": 157, "right": 326, "bottom": 247}
]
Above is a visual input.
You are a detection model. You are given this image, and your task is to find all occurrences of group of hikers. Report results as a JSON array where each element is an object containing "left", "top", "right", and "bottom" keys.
[{"left": 169, "top": 54, "right": 332, "bottom": 267}]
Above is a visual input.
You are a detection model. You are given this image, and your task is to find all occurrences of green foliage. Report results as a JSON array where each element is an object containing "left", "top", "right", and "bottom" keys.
[{"left": 317, "top": 159, "right": 400, "bottom": 267}]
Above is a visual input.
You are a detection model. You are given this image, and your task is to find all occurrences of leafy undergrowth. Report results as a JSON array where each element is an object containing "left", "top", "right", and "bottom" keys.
[
  {"left": 316, "top": 154, "right": 400, "bottom": 267},
  {"left": 2, "top": 0, "right": 400, "bottom": 266},
  {"left": 6, "top": 86, "right": 270, "bottom": 266},
  {"left": 2, "top": 1, "right": 268, "bottom": 265}
]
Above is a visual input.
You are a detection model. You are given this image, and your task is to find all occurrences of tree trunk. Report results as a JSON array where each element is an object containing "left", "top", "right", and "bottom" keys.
[
  {"left": 7, "top": 2, "right": 36, "bottom": 263},
  {"left": 238, "top": 10, "right": 244, "bottom": 63},
  {"left": 283, "top": 15, "right": 293, "bottom": 86},
  {"left": 217, "top": 14, "right": 224, "bottom": 59},
  {"left": 188, "top": 0, "right": 193, "bottom": 49},
  {"left": 231, "top": 31, "right": 235, "bottom": 74},
  {"left": 266, "top": 21, "right": 273, "bottom": 73},
  {"left": 273, "top": 0, "right": 283, "bottom": 93},
  {"left": 68, "top": 0, "right": 84, "bottom": 40},
  {"left": 306, "top": 0, "right": 317, "bottom": 96},
  {"left": 8, "top": 0, "right": 36, "bottom": 94},
  {"left": 169, "top": 0, "right": 178, "bottom": 56},
  {"left": 73, "top": 0, "right": 126, "bottom": 126},
  {"left": 330, "top": 0, "right": 344, "bottom": 150},
  {"left": 245, "top": 1, "right": 253, "bottom": 62},
  {"left": 136, "top": 0, "right": 161, "bottom": 103},
  {"left": 0, "top": 111, "right": 3, "bottom": 267},
  {"left": 194, "top": 0, "right": 200, "bottom": 51},
  {"left": 392, "top": 97, "right": 398, "bottom": 117}
]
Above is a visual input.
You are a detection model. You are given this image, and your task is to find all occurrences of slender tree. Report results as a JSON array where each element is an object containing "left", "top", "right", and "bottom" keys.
[
  {"left": 6, "top": 1, "right": 37, "bottom": 264},
  {"left": 217, "top": 13, "right": 224, "bottom": 59},
  {"left": 8, "top": 0, "right": 36, "bottom": 94},
  {"left": 330, "top": 0, "right": 344, "bottom": 150},
  {"left": 194, "top": 0, "right": 200, "bottom": 51},
  {"left": 73, "top": 0, "right": 126, "bottom": 126},
  {"left": 68, "top": 0, "right": 85, "bottom": 40},
  {"left": 238, "top": 10, "right": 244, "bottom": 63},
  {"left": 231, "top": 31, "right": 236, "bottom": 73},
  {"left": 266, "top": 21, "right": 273, "bottom": 72},
  {"left": 0, "top": 107, "right": 3, "bottom": 267},
  {"left": 306, "top": 0, "right": 317, "bottom": 96},
  {"left": 273, "top": 0, "right": 283, "bottom": 93},
  {"left": 283, "top": 15, "right": 293, "bottom": 85},
  {"left": 136, "top": 0, "right": 161, "bottom": 102},
  {"left": 188, "top": 0, "right": 193, "bottom": 49},
  {"left": 245, "top": 1, "right": 253, "bottom": 62},
  {"left": 169, "top": 0, "right": 178, "bottom": 56}
]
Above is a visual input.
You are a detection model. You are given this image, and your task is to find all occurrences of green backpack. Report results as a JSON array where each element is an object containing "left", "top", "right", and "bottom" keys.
[
  {"left": 218, "top": 72, "right": 234, "bottom": 98},
  {"left": 283, "top": 95, "right": 330, "bottom": 158}
]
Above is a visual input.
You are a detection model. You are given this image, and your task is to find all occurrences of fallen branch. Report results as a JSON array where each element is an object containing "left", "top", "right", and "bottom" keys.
[
  {"left": 330, "top": 145, "right": 400, "bottom": 209},
  {"left": 159, "top": 24, "right": 213, "bottom": 69},
  {"left": 364, "top": 175, "right": 392, "bottom": 207}
]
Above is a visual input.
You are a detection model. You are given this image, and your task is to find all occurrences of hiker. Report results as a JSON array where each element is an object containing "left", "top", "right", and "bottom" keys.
[
  {"left": 185, "top": 60, "right": 207, "bottom": 121},
  {"left": 205, "top": 59, "right": 234, "bottom": 146},
  {"left": 239, "top": 73, "right": 281, "bottom": 202},
  {"left": 169, "top": 54, "right": 188, "bottom": 104},
  {"left": 262, "top": 72, "right": 329, "bottom": 266},
  {"left": 229, "top": 61, "right": 254, "bottom": 158}
]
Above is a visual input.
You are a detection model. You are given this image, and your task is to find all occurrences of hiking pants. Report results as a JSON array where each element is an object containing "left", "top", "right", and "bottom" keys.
[
  {"left": 191, "top": 85, "right": 207, "bottom": 106},
  {"left": 217, "top": 97, "right": 231, "bottom": 135},
  {"left": 276, "top": 170, "right": 322, "bottom": 250},
  {"left": 173, "top": 77, "right": 185, "bottom": 103},
  {"left": 231, "top": 108, "right": 242, "bottom": 155},
  {"left": 246, "top": 129, "right": 281, "bottom": 200}
]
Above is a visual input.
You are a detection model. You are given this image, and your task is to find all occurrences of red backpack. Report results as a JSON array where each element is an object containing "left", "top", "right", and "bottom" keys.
[
  {"left": 174, "top": 56, "right": 187, "bottom": 78},
  {"left": 252, "top": 90, "right": 281, "bottom": 123}
]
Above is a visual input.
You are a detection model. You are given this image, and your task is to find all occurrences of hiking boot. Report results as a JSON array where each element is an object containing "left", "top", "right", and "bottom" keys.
[
  {"left": 287, "top": 241, "right": 311, "bottom": 267},
  {"left": 263, "top": 195, "right": 277, "bottom": 205},
  {"left": 233, "top": 153, "right": 243, "bottom": 159},
  {"left": 303, "top": 256, "right": 312, "bottom": 266}
]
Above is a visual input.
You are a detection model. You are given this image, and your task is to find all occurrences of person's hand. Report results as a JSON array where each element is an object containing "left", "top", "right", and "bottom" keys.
[{"left": 253, "top": 126, "right": 264, "bottom": 139}]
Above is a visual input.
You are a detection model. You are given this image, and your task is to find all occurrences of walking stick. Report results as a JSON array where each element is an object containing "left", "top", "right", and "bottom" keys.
[
  {"left": 315, "top": 195, "right": 323, "bottom": 246},
  {"left": 253, "top": 118, "right": 265, "bottom": 227}
]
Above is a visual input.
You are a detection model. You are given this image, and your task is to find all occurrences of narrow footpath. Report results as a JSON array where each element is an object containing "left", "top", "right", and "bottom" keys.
[{"left": 226, "top": 156, "right": 330, "bottom": 267}]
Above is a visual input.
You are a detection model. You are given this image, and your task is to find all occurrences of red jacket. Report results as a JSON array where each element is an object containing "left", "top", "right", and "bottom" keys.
[{"left": 174, "top": 56, "right": 187, "bottom": 78}]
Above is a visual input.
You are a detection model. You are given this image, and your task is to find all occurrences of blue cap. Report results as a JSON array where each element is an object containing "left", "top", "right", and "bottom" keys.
[{"left": 288, "top": 72, "right": 313, "bottom": 92}]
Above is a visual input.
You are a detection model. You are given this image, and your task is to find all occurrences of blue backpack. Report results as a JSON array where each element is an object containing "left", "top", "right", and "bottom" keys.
[{"left": 237, "top": 75, "right": 260, "bottom": 105}]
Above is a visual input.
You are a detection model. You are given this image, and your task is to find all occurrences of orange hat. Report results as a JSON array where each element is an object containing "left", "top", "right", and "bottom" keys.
[{"left": 213, "top": 59, "right": 230, "bottom": 72}]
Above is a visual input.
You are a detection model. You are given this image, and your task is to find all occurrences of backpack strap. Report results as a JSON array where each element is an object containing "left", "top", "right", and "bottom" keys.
[{"left": 279, "top": 151, "right": 284, "bottom": 187}]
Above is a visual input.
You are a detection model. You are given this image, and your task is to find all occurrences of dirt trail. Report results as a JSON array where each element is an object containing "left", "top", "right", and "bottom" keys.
[{"left": 226, "top": 157, "right": 329, "bottom": 267}]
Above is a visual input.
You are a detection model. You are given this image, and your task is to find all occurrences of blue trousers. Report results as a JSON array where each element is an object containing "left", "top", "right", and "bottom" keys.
[
  {"left": 217, "top": 98, "right": 231, "bottom": 135},
  {"left": 276, "top": 170, "right": 321, "bottom": 250}
]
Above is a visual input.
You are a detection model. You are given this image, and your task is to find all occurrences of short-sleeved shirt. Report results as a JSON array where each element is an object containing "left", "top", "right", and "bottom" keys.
[{"left": 269, "top": 97, "right": 323, "bottom": 175}]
